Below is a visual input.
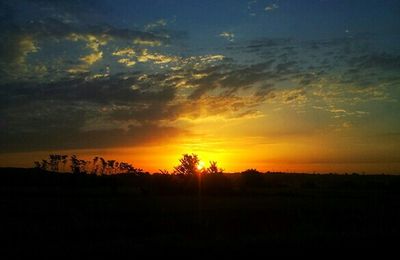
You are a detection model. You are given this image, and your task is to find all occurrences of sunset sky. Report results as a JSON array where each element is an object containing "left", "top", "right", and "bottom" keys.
[{"left": 1, "top": 0, "right": 400, "bottom": 173}]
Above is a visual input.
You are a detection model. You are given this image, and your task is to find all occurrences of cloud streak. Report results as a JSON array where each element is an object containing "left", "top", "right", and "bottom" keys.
[{"left": 219, "top": 32, "right": 235, "bottom": 42}]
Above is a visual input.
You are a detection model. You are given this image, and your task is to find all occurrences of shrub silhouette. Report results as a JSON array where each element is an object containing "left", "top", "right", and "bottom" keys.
[
  {"left": 241, "top": 168, "right": 265, "bottom": 188},
  {"left": 207, "top": 161, "right": 223, "bottom": 174},
  {"left": 242, "top": 168, "right": 261, "bottom": 174}
]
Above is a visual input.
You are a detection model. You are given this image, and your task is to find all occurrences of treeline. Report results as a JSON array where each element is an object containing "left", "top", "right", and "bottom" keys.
[
  {"left": 34, "top": 154, "right": 143, "bottom": 175},
  {"left": 33, "top": 153, "right": 224, "bottom": 175}
]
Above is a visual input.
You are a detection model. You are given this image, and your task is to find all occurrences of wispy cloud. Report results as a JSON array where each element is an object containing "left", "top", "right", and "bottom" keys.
[
  {"left": 145, "top": 19, "right": 168, "bottom": 31},
  {"left": 0, "top": 35, "right": 38, "bottom": 76},
  {"left": 265, "top": 3, "right": 279, "bottom": 11},
  {"left": 219, "top": 32, "right": 235, "bottom": 42},
  {"left": 247, "top": 0, "right": 258, "bottom": 16},
  {"left": 133, "top": 38, "right": 162, "bottom": 46},
  {"left": 117, "top": 58, "right": 136, "bottom": 67}
]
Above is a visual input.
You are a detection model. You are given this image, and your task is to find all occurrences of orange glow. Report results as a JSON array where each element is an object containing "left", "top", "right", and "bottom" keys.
[{"left": 2, "top": 112, "right": 400, "bottom": 174}]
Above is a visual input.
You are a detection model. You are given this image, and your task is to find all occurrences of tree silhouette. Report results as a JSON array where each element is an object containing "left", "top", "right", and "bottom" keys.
[
  {"left": 107, "top": 160, "right": 116, "bottom": 174},
  {"left": 61, "top": 155, "right": 68, "bottom": 172},
  {"left": 159, "top": 169, "right": 169, "bottom": 174},
  {"left": 41, "top": 159, "right": 49, "bottom": 171},
  {"left": 92, "top": 156, "right": 99, "bottom": 175},
  {"left": 49, "top": 154, "right": 61, "bottom": 172},
  {"left": 34, "top": 161, "right": 41, "bottom": 169},
  {"left": 70, "top": 155, "right": 81, "bottom": 174},
  {"left": 99, "top": 157, "right": 107, "bottom": 175},
  {"left": 242, "top": 168, "right": 261, "bottom": 174},
  {"left": 207, "top": 161, "right": 223, "bottom": 174},
  {"left": 174, "top": 153, "right": 200, "bottom": 175},
  {"left": 79, "top": 159, "right": 88, "bottom": 173}
]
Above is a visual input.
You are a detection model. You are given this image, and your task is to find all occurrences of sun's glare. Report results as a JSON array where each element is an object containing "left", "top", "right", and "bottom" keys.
[{"left": 197, "top": 161, "right": 205, "bottom": 171}]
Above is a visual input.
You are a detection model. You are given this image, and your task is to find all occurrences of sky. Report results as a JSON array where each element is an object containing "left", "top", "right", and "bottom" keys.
[{"left": 1, "top": 0, "right": 400, "bottom": 173}]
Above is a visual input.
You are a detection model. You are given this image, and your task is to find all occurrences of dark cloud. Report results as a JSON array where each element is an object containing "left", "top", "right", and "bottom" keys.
[
  {"left": 0, "top": 74, "right": 176, "bottom": 116},
  {"left": 0, "top": 32, "right": 30, "bottom": 66},
  {"left": 10, "top": 18, "right": 169, "bottom": 44},
  {"left": 0, "top": 75, "right": 185, "bottom": 152},
  {"left": 186, "top": 60, "right": 282, "bottom": 100},
  {"left": 0, "top": 58, "right": 278, "bottom": 153},
  {"left": 0, "top": 2, "right": 15, "bottom": 24},
  {"left": 0, "top": 123, "right": 185, "bottom": 152},
  {"left": 348, "top": 53, "right": 400, "bottom": 70},
  {"left": 23, "top": 0, "right": 112, "bottom": 24},
  {"left": 245, "top": 38, "right": 293, "bottom": 53}
]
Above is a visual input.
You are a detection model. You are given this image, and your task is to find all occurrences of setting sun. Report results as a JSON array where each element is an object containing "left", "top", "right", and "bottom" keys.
[{"left": 197, "top": 161, "right": 205, "bottom": 171}]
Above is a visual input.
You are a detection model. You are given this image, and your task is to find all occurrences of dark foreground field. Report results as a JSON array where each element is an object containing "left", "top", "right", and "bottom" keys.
[{"left": 1, "top": 168, "right": 400, "bottom": 257}]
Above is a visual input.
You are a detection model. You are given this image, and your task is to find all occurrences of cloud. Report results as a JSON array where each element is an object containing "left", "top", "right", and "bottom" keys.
[
  {"left": 0, "top": 76, "right": 264, "bottom": 153},
  {"left": 0, "top": 32, "right": 57, "bottom": 82},
  {"left": 248, "top": 0, "right": 280, "bottom": 16},
  {"left": 0, "top": 34, "right": 38, "bottom": 75},
  {"left": 247, "top": 0, "right": 258, "bottom": 16},
  {"left": 219, "top": 32, "right": 235, "bottom": 42},
  {"left": 66, "top": 33, "right": 109, "bottom": 52},
  {"left": 112, "top": 48, "right": 136, "bottom": 57},
  {"left": 133, "top": 38, "right": 162, "bottom": 46},
  {"left": 1, "top": 7, "right": 399, "bottom": 156},
  {"left": 0, "top": 17, "right": 173, "bottom": 81},
  {"left": 0, "top": 73, "right": 182, "bottom": 152},
  {"left": 0, "top": 55, "right": 279, "bottom": 152},
  {"left": 113, "top": 49, "right": 224, "bottom": 69},
  {"left": 0, "top": 122, "right": 186, "bottom": 152},
  {"left": 170, "top": 95, "right": 263, "bottom": 121},
  {"left": 3, "top": 17, "right": 170, "bottom": 50},
  {"left": 269, "top": 88, "right": 307, "bottom": 106},
  {"left": 112, "top": 48, "right": 137, "bottom": 67},
  {"left": 348, "top": 53, "right": 400, "bottom": 70},
  {"left": 145, "top": 19, "right": 168, "bottom": 31},
  {"left": 137, "top": 49, "right": 179, "bottom": 64},
  {"left": 80, "top": 51, "right": 103, "bottom": 65},
  {"left": 117, "top": 58, "right": 136, "bottom": 67},
  {"left": 243, "top": 38, "right": 293, "bottom": 54},
  {"left": 265, "top": 3, "right": 279, "bottom": 11}
]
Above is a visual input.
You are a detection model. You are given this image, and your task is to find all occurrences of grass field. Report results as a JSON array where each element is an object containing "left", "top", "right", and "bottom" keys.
[{"left": 1, "top": 168, "right": 399, "bottom": 257}]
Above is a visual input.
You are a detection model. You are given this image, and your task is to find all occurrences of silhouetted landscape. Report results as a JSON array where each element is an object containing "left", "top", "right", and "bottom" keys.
[{"left": 1, "top": 156, "right": 400, "bottom": 257}]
